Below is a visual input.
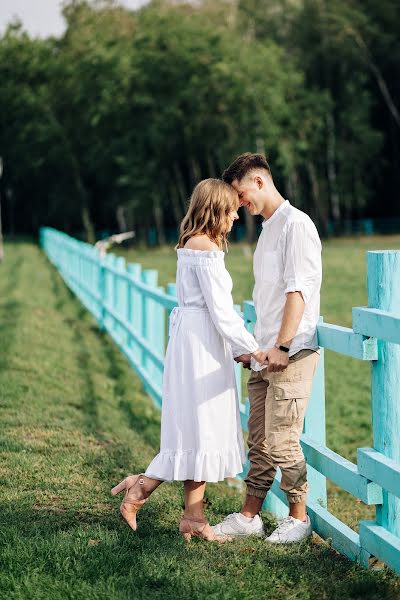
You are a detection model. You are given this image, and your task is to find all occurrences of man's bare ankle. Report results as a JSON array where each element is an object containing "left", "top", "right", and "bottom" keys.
[
  {"left": 241, "top": 510, "right": 257, "bottom": 519},
  {"left": 289, "top": 503, "right": 307, "bottom": 521}
]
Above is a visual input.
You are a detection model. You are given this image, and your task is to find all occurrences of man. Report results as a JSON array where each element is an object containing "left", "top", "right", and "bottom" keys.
[{"left": 213, "top": 153, "right": 322, "bottom": 543}]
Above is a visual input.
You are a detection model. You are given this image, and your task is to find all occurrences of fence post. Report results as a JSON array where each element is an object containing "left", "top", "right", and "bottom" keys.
[
  {"left": 141, "top": 269, "right": 158, "bottom": 377},
  {"left": 166, "top": 284, "right": 177, "bottom": 350},
  {"left": 98, "top": 254, "right": 106, "bottom": 331},
  {"left": 233, "top": 304, "right": 243, "bottom": 402},
  {"left": 367, "top": 250, "right": 400, "bottom": 536},
  {"left": 127, "top": 263, "right": 142, "bottom": 364},
  {"left": 115, "top": 256, "right": 126, "bottom": 343},
  {"left": 303, "top": 316, "right": 327, "bottom": 510},
  {"left": 154, "top": 284, "right": 166, "bottom": 391},
  {"left": 104, "top": 254, "right": 117, "bottom": 332}
]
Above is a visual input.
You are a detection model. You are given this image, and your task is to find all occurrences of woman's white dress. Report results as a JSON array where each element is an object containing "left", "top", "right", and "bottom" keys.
[{"left": 145, "top": 248, "right": 258, "bottom": 483}]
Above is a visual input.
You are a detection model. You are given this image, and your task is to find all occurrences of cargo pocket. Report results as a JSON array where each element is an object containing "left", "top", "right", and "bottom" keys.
[
  {"left": 270, "top": 382, "right": 309, "bottom": 462},
  {"left": 271, "top": 382, "right": 309, "bottom": 430}
]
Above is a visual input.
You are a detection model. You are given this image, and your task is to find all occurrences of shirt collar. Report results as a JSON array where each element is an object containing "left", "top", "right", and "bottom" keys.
[{"left": 262, "top": 199, "right": 290, "bottom": 228}]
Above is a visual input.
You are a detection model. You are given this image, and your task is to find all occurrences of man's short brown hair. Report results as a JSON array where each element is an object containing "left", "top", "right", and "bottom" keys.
[{"left": 222, "top": 153, "right": 271, "bottom": 184}]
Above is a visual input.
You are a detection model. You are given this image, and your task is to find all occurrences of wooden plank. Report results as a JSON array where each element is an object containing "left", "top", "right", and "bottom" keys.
[
  {"left": 317, "top": 322, "right": 377, "bottom": 360},
  {"left": 115, "top": 256, "right": 126, "bottom": 342},
  {"left": 352, "top": 307, "right": 400, "bottom": 345},
  {"left": 303, "top": 336, "right": 327, "bottom": 510},
  {"left": 103, "top": 302, "right": 164, "bottom": 371},
  {"left": 309, "top": 501, "right": 370, "bottom": 567},
  {"left": 367, "top": 250, "right": 400, "bottom": 537},
  {"left": 359, "top": 521, "right": 400, "bottom": 574},
  {"left": 141, "top": 270, "right": 158, "bottom": 380},
  {"left": 107, "top": 327, "right": 162, "bottom": 408},
  {"left": 243, "top": 301, "right": 256, "bottom": 324},
  {"left": 105, "top": 254, "right": 117, "bottom": 333},
  {"left": 358, "top": 448, "right": 400, "bottom": 498},
  {"left": 233, "top": 304, "right": 243, "bottom": 401},
  {"left": 301, "top": 435, "right": 382, "bottom": 505},
  {"left": 127, "top": 263, "right": 142, "bottom": 363},
  {"left": 106, "top": 264, "right": 177, "bottom": 310},
  {"left": 98, "top": 258, "right": 106, "bottom": 331},
  {"left": 154, "top": 285, "right": 166, "bottom": 391}
]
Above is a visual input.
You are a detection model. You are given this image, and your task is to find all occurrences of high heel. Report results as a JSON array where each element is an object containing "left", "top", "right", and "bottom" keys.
[
  {"left": 179, "top": 516, "right": 231, "bottom": 543},
  {"left": 111, "top": 474, "right": 147, "bottom": 531}
]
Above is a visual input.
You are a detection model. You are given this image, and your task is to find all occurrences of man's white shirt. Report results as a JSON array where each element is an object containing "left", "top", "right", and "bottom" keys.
[{"left": 251, "top": 200, "right": 322, "bottom": 371}]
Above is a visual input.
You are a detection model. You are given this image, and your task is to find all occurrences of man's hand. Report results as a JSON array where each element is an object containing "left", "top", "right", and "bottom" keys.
[
  {"left": 234, "top": 353, "right": 252, "bottom": 370},
  {"left": 264, "top": 346, "right": 289, "bottom": 373}
]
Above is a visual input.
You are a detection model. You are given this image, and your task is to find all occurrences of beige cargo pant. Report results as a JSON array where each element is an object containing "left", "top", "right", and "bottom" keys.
[{"left": 245, "top": 349, "right": 319, "bottom": 504}]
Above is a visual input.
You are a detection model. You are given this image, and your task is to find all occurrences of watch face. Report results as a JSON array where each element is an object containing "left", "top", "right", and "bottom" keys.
[{"left": 277, "top": 344, "right": 289, "bottom": 352}]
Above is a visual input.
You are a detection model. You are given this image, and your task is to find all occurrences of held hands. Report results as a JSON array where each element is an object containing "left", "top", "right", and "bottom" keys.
[
  {"left": 263, "top": 346, "right": 289, "bottom": 372},
  {"left": 234, "top": 353, "right": 252, "bottom": 370},
  {"left": 251, "top": 349, "right": 269, "bottom": 366},
  {"left": 234, "top": 347, "right": 290, "bottom": 373},
  {"left": 234, "top": 350, "right": 269, "bottom": 369}
]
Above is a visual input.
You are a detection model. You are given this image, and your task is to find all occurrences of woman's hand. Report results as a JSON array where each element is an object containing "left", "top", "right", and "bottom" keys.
[{"left": 251, "top": 349, "right": 269, "bottom": 365}]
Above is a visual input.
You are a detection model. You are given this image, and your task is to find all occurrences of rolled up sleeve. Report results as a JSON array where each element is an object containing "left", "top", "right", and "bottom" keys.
[{"left": 283, "top": 221, "right": 322, "bottom": 304}]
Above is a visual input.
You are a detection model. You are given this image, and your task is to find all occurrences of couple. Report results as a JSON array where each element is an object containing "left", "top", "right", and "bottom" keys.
[{"left": 112, "top": 153, "right": 322, "bottom": 544}]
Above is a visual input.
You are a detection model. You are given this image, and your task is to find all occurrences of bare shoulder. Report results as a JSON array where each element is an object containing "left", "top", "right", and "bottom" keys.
[{"left": 184, "top": 235, "right": 220, "bottom": 252}]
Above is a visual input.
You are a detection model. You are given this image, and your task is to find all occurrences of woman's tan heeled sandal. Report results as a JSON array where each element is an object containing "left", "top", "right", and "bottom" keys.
[
  {"left": 179, "top": 516, "right": 231, "bottom": 543},
  {"left": 111, "top": 474, "right": 147, "bottom": 531}
]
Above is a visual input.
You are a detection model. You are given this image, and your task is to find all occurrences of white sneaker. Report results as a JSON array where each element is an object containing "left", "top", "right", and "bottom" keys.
[
  {"left": 265, "top": 515, "right": 312, "bottom": 544},
  {"left": 211, "top": 513, "right": 264, "bottom": 538}
]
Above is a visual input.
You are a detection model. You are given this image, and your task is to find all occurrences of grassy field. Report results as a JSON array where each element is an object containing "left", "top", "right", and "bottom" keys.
[{"left": 0, "top": 238, "right": 399, "bottom": 599}]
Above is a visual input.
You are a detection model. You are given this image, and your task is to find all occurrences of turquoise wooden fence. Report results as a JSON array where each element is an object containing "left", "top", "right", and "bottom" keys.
[{"left": 40, "top": 227, "right": 400, "bottom": 573}]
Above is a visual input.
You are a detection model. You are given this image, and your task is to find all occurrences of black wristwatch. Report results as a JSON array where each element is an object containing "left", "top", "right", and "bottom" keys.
[{"left": 275, "top": 343, "right": 290, "bottom": 353}]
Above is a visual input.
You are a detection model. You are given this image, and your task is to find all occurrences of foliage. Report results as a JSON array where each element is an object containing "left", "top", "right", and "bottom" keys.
[{"left": 0, "top": 0, "right": 399, "bottom": 241}]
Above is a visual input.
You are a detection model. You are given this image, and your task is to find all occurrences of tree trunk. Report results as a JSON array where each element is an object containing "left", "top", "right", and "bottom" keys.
[
  {"left": 169, "top": 183, "right": 184, "bottom": 229},
  {"left": 153, "top": 194, "right": 165, "bottom": 246},
  {"left": 173, "top": 162, "right": 189, "bottom": 213},
  {"left": 206, "top": 153, "right": 217, "bottom": 178},
  {"left": 190, "top": 156, "right": 202, "bottom": 187},
  {"left": 326, "top": 112, "right": 340, "bottom": 223},
  {"left": 244, "top": 209, "right": 256, "bottom": 244},
  {"left": 81, "top": 204, "right": 95, "bottom": 245},
  {"left": 6, "top": 188, "right": 15, "bottom": 237},
  {"left": 306, "top": 159, "right": 329, "bottom": 236},
  {"left": 43, "top": 102, "right": 95, "bottom": 243},
  {"left": 287, "top": 168, "right": 300, "bottom": 205},
  {"left": 116, "top": 204, "right": 127, "bottom": 232},
  {"left": 71, "top": 158, "right": 95, "bottom": 243},
  {"left": 342, "top": 23, "right": 400, "bottom": 129},
  {"left": 0, "top": 193, "right": 4, "bottom": 263}
]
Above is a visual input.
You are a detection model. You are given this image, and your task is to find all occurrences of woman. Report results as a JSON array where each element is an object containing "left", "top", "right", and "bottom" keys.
[{"left": 111, "top": 179, "right": 266, "bottom": 542}]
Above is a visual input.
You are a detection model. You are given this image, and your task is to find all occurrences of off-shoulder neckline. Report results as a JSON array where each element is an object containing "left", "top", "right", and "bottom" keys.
[{"left": 177, "top": 248, "right": 224, "bottom": 257}]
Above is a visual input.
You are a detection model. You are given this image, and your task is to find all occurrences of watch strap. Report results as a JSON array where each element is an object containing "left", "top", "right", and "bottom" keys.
[{"left": 275, "top": 343, "right": 290, "bottom": 353}]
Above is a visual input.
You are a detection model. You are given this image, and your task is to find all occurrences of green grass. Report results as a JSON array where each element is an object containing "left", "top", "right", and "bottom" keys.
[{"left": 0, "top": 238, "right": 399, "bottom": 599}]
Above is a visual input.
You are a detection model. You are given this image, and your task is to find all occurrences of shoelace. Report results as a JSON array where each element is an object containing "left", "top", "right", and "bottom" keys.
[
  {"left": 274, "top": 517, "right": 298, "bottom": 533},
  {"left": 224, "top": 513, "right": 238, "bottom": 522}
]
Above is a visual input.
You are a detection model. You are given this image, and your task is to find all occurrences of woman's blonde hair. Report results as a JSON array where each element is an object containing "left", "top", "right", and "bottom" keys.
[{"left": 176, "top": 178, "right": 239, "bottom": 250}]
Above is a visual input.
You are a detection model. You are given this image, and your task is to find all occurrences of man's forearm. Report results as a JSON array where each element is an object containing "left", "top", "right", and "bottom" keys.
[{"left": 276, "top": 292, "right": 305, "bottom": 348}]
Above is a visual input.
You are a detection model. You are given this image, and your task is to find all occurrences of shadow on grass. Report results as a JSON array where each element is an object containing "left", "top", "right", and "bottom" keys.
[
  {"left": 48, "top": 267, "right": 145, "bottom": 477},
  {"left": 1, "top": 500, "right": 398, "bottom": 600}
]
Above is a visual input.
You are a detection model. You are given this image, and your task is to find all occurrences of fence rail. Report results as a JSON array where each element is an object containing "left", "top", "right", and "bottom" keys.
[{"left": 40, "top": 227, "right": 400, "bottom": 573}]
